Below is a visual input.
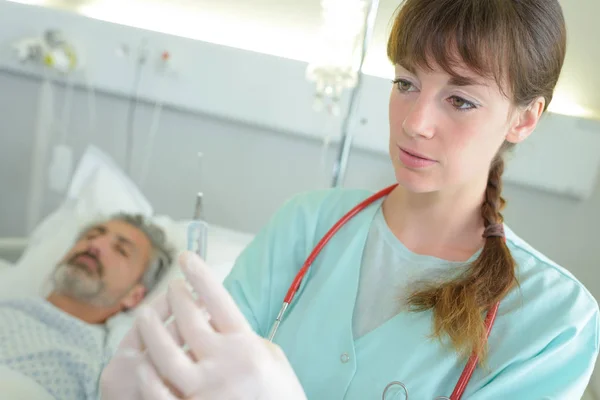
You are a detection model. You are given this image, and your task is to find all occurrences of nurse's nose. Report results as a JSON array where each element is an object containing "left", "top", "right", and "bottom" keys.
[{"left": 402, "top": 95, "right": 436, "bottom": 140}]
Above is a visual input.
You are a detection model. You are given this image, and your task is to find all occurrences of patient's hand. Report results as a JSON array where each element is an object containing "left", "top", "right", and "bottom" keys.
[{"left": 100, "top": 252, "right": 307, "bottom": 400}]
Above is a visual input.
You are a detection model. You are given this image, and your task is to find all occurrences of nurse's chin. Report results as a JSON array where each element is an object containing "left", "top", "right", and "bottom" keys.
[{"left": 393, "top": 167, "right": 442, "bottom": 194}]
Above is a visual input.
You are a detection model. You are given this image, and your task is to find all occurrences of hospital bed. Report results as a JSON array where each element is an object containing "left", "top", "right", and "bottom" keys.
[
  {"left": 0, "top": 237, "right": 23, "bottom": 265},
  {"left": 0, "top": 226, "right": 253, "bottom": 400},
  {"left": 0, "top": 145, "right": 254, "bottom": 399}
]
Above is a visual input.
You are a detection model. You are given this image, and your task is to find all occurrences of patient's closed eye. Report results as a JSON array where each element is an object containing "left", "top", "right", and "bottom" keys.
[
  {"left": 85, "top": 227, "right": 105, "bottom": 240},
  {"left": 115, "top": 245, "right": 129, "bottom": 258}
]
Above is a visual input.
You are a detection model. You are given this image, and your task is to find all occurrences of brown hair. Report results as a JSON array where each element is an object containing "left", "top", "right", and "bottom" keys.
[{"left": 387, "top": 0, "right": 567, "bottom": 361}]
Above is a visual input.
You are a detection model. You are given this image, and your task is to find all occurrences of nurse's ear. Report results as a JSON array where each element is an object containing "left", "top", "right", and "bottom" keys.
[{"left": 505, "top": 97, "right": 545, "bottom": 144}]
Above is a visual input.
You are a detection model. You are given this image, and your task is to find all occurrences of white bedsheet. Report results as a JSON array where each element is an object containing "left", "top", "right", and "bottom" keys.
[
  {"left": 0, "top": 259, "right": 11, "bottom": 270},
  {"left": 0, "top": 364, "right": 55, "bottom": 400}
]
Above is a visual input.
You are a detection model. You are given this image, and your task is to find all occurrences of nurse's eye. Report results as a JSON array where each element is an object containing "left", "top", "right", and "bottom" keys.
[
  {"left": 449, "top": 95, "right": 477, "bottom": 111},
  {"left": 392, "top": 78, "right": 418, "bottom": 93}
]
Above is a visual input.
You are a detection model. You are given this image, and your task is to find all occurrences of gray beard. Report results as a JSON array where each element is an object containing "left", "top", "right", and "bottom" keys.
[{"left": 51, "top": 263, "right": 118, "bottom": 308}]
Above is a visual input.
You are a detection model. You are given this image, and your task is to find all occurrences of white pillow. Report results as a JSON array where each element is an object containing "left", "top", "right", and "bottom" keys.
[
  {"left": 4, "top": 146, "right": 162, "bottom": 299},
  {"left": 0, "top": 258, "right": 12, "bottom": 270},
  {"left": 22, "top": 145, "right": 153, "bottom": 271},
  {"left": 66, "top": 145, "right": 152, "bottom": 215}
]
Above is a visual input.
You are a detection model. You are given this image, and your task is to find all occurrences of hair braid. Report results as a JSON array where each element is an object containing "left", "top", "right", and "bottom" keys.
[{"left": 408, "top": 158, "right": 517, "bottom": 362}]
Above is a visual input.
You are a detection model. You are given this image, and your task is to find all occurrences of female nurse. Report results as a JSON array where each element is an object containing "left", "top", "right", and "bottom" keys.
[{"left": 100, "top": 0, "right": 600, "bottom": 399}]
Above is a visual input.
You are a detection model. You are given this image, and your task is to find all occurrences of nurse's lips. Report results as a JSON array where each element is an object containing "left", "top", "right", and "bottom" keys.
[{"left": 398, "top": 146, "right": 437, "bottom": 168}]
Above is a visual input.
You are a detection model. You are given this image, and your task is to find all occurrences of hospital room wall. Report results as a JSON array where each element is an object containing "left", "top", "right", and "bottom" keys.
[{"left": 1, "top": 70, "right": 599, "bottom": 303}]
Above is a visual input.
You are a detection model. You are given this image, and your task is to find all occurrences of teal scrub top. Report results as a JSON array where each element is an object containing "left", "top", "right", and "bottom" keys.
[{"left": 223, "top": 188, "right": 599, "bottom": 399}]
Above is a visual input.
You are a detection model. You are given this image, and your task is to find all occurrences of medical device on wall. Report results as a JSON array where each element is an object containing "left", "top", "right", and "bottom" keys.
[
  {"left": 121, "top": 39, "right": 149, "bottom": 179},
  {"left": 306, "top": 0, "right": 380, "bottom": 187},
  {"left": 119, "top": 40, "right": 173, "bottom": 185},
  {"left": 13, "top": 30, "right": 78, "bottom": 73},
  {"left": 137, "top": 49, "right": 173, "bottom": 187},
  {"left": 15, "top": 29, "right": 82, "bottom": 232}
]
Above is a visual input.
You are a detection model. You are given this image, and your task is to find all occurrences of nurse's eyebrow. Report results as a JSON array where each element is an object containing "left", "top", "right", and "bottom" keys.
[
  {"left": 396, "top": 62, "right": 487, "bottom": 87},
  {"left": 448, "top": 75, "right": 486, "bottom": 87}
]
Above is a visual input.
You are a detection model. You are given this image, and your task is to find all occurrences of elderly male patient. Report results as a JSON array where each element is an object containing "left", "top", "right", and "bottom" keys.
[{"left": 0, "top": 213, "right": 174, "bottom": 400}]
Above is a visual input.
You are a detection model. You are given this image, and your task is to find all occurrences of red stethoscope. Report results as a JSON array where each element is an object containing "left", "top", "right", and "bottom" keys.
[{"left": 266, "top": 184, "right": 499, "bottom": 400}]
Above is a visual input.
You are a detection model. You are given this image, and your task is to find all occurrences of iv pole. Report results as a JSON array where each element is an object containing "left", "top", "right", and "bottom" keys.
[{"left": 330, "top": 0, "right": 380, "bottom": 187}]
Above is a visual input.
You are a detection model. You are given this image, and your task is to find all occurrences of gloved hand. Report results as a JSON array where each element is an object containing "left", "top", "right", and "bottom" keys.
[
  {"left": 100, "top": 251, "right": 307, "bottom": 400},
  {"left": 99, "top": 281, "right": 183, "bottom": 400}
]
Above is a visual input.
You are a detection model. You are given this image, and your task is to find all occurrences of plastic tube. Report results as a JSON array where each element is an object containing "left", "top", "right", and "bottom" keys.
[{"left": 26, "top": 76, "right": 54, "bottom": 233}]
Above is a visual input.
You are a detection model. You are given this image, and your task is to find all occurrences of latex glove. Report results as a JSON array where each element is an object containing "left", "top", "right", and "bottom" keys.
[
  {"left": 101, "top": 251, "right": 307, "bottom": 400},
  {"left": 99, "top": 293, "right": 175, "bottom": 400}
]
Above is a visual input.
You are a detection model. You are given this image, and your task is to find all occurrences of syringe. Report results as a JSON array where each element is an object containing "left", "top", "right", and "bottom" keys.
[{"left": 187, "top": 192, "right": 208, "bottom": 260}]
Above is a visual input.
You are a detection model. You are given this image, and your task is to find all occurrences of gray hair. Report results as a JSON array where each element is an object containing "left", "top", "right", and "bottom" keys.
[{"left": 77, "top": 213, "right": 175, "bottom": 294}]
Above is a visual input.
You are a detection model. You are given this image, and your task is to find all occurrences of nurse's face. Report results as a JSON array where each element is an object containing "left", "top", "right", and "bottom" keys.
[{"left": 388, "top": 61, "right": 541, "bottom": 195}]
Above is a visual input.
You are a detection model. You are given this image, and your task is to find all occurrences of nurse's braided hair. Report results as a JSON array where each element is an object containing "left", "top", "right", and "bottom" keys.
[{"left": 387, "top": 0, "right": 566, "bottom": 362}]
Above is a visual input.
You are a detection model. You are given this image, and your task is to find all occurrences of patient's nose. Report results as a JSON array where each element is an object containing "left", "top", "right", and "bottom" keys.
[
  {"left": 87, "top": 234, "right": 111, "bottom": 256},
  {"left": 87, "top": 245, "right": 100, "bottom": 258}
]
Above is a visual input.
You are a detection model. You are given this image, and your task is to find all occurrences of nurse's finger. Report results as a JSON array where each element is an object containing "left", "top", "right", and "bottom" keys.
[
  {"left": 137, "top": 305, "right": 200, "bottom": 394},
  {"left": 179, "top": 251, "right": 252, "bottom": 334},
  {"left": 168, "top": 279, "right": 221, "bottom": 360},
  {"left": 115, "top": 317, "right": 184, "bottom": 357},
  {"left": 163, "top": 316, "right": 185, "bottom": 348},
  {"left": 147, "top": 291, "right": 173, "bottom": 321},
  {"left": 114, "top": 318, "right": 144, "bottom": 353},
  {"left": 137, "top": 359, "right": 180, "bottom": 400}
]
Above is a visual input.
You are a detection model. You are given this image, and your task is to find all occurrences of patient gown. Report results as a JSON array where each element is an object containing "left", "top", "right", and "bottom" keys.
[{"left": 0, "top": 297, "right": 109, "bottom": 400}]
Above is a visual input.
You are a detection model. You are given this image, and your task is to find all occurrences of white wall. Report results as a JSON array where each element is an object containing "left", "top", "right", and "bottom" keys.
[
  {"left": 503, "top": 178, "right": 600, "bottom": 298},
  {"left": 1, "top": 1, "right": 599, "bottom": 200}
]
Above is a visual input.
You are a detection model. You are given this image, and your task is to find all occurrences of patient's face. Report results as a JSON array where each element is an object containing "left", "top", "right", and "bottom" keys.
[{"left": 52, "top": 220, "right": 152, "bottom": 308}]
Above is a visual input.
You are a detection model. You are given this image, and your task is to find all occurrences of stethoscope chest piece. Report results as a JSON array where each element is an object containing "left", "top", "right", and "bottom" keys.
[
  {"left": 382, "top": 381, "right": 408, "bottom": 399},
  {"left": 382, "top": 381, "right": 451, "bottom": 400}
]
